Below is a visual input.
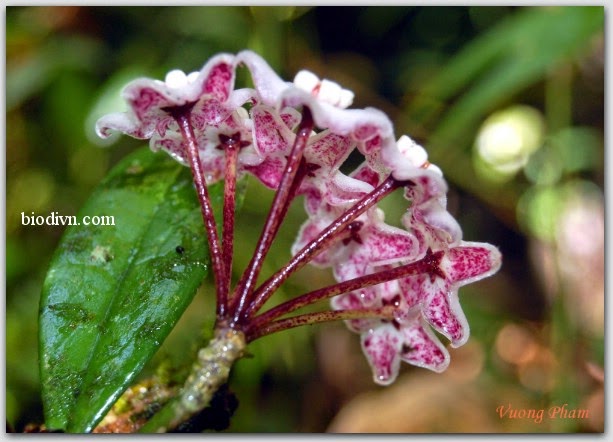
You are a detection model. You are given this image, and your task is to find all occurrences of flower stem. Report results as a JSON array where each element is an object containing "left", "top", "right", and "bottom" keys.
[
  {"left": 170, "top": 105, "right": 229, "bottom": 319},
  {"left": 231, "top": 107, "right": 314, "bottom": 326},
  {"left": 242, "top": 175, "right": 404, "bottom": 320},
  {"left": 246, "top": 306, "right": 396, "bottom": 342},
  {"left": 248, "top": 250, "right": 442, "bottom": 330},
  {"left": 222, "top": 140, "right": 239, "bottom": 311}
]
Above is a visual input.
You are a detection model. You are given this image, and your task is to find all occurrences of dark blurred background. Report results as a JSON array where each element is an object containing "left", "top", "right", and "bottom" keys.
[{"left": 5, "top": 6, "right": 604, "bottom": 432}]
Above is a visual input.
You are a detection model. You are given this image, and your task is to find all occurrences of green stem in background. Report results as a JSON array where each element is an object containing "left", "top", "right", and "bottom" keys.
[{"left": 545, "top": 63, "right": 572, "bottom": 134}]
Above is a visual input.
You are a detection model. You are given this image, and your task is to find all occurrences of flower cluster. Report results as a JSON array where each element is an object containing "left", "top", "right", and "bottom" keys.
[{"left": 97, "top": 50, "right": 501, "bottom": 386}]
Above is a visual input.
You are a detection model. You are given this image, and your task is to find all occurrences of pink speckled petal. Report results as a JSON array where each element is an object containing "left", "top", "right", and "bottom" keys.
[
  {"left": 361, "top": 218, "right": 420, "bottom": 266},
  {"left": 150, "top": 131, "right": 188, "bottom": 166},
  {"left": 361, "top": 324, "right": 403, "bottom": 385},
  {"left": 301, "top": 187, "right": 323, "bottom": 216},
  {"left": 163, "top": 53, "right": 236, "bottom": 104},
  {"left": 236, "top": 50, "right": 291, "bottom": 107},
  {"left": 400, "top": 317, "right": 450, "bottom": 372},
  {"left": 443, "top": 241, "right": 503, "bottom": 286},
  {"left": 324, "top": 172, "right": 374, "bottom": 208},
  {"left": 305, "top": 130, "right": 353, "bottom": 170},
  {"left": 417, "top": 201, "right": 463, "bottom": 247},
  {"left": 121, "top": 58, "right": 234, "bottom": 121},
  {"left": 96, "top": 112, "right": 149, "bottom": 140},
  {"left": 350, "top": 162, "right": 385, "bottom": 189},
  {"left": 244, "top": 156, "right": 286, "bottom": 189},
  {"left": 96, "top": 54, "right": 238, "bottom": 144},
  {"left": 123, "top": 82, "right": 174, "bottom": 122},
  {"left": 423, "top": 283, "right": 469, "bottom": 348},
  {"left": 282, "top": 87, "right": 396, "bottom": 146},
  {"left": 291, "top": 211, "right": 344, "bottom": 267},
  {"left": 190, "top": 100, "right": 233, "bottom": 130},
  {"left": 398, "top": 274, "right": 426, "bottom": 309},
  {"left": 201, "top": 57, "right": 235, "bottom": 102},
  {"left": 251, "top": 105, "right": 292, "bottom": 156},
  {"left": 330, "top": 220, "right": 411, "bottom": 296},
  {"left": 279, "top": 106, "right": 302, "bottom": 130},
  {"left": 334, "top": 259, "right": 365, "bottom": 284},
  {"left": 402, "top": 202, "right": 463, "bottom": 254},
  {"left": 403, "top": 171, "right": 448, "bottom": 205},
  {"left": 333, "top": 210, "right": 419, "bottom": 282},
  {"left": 154, "top": 116, "right": 175, "bottom": 138}
]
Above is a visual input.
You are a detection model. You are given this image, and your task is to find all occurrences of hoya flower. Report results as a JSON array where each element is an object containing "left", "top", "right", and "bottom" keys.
[
  {"left": 331, "top": 274, "right": 450, "bottom": 385},
  {"left": 149, "top": 107, "right": 260, "bottom": 182},
  {"left": 293, "top": 70, "right": 354, "bottom": 108},
  {"left": 361, "top": 314, "right": 451, "bottom": 385},
  {"left": 246, "top": 105, "right": 375, "bottom": 212},
  {"left": 285, "top": 119, "right": 497, "bottom": 383},
  {"left": 96, "top": 54, "right": 239, "bottom": 141},
  {"left": 96, "top": 53, "right": 259, "bottom": 183},
  {"left": 403, "top": 199, "right": 463, "bottom": 257},
  {"left": 87, "top": 50, "right": 504, "bottom": 433},
  {"left": 236, "top": 50, "right": 398, "bottom": 164},
  {"left": 332, "top": 241, "right": 501, "bottom": 384},
  {"left": 293, "top": 206, "right": 419, "bottom": 274},
  {"left": 395, "top": 135, "right": 443, "bottom": 177},
  {"left": 389, "top": 134, "right": 464, "bottom": 252},
  {"left": 292, "top": 203, "right": 421, "bottom": 314},
  {"left": 331, "top": 208, "right": 421, "bottom": 298},
  {"left": 398, "top": 241, "right": 501, "bottom": 347}
]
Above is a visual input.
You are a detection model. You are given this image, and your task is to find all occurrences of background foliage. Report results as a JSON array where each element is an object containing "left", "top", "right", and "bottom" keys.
[{"left": 6, "top": 6, "right": 604, "bottom": 432}]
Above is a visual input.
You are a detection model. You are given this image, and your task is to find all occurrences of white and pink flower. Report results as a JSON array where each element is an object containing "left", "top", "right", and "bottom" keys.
[{"left": 96, "top": 50, "right": 502, "bottom": 388}]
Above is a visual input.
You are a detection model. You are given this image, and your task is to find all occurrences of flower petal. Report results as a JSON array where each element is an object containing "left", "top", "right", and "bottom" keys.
[
  {"left": 333, "top": 209, "right": 420, "bottom": 283},
  {"left": 400, "top": 317, "right": 450, "bottom": 372},
  {"left": 291, "top": 210, "right": 344, "bottom": 267},
  {"left": 201, "top": 57, "right": 235, "bottom": 102},
  {"left": 123, "top": 81, "right": 177, "bottom": 121},
  {"left": 282, "top": 88, "right": 395, "bottom": 146},
  {"left": 403, "top": 200, "right": 463, "bottom": 253},
  {"left": 350, "top": 161, "right": 384, "bottom": 188},
  {"left": 96, "top": 111, "right": 147, "bottom": 140},
  {"left": 442, "top": 241, "right": 503, "bottom": 286},
  {"left": 235, "top": 50, "right": 290, "bottom": 107},
  {"left": 251, "top": 105, "right": 292, "bottom": 156},
  {"left": 361, "top": 324, "right": 403, "bottom": 385},
  {"left": 403, "top": 171, "right": 448, "bottom": 205},
  {"left": 305, "top": 131, "right": 353, "bottom": 171},
  {"left": 323, "top": 172, "right": 374, "bottom": 209},
  {"left": 150, "top": 131, "right": 188, "bottom": 166},
  {"left": 422, "top": 284, "right": 469, "bottom": 347}
]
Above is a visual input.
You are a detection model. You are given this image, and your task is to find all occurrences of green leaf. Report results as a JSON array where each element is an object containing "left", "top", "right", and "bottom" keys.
[{"left": 39, "top": 147, "right": 215, "bottom": 432}]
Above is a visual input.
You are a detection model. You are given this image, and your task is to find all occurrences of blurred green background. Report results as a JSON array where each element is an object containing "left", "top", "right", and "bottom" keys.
[{"left": 6, "top": 6, "right": 604, "bottom": 433}]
